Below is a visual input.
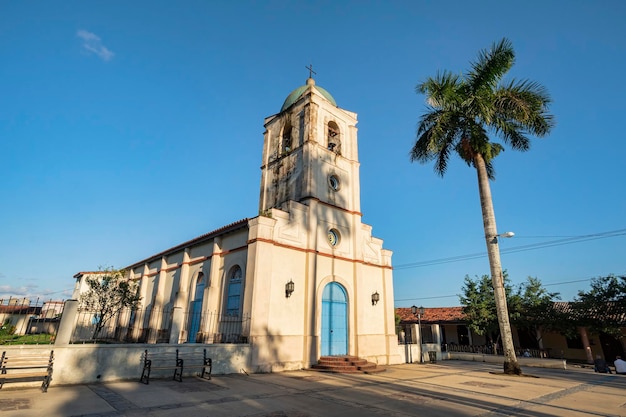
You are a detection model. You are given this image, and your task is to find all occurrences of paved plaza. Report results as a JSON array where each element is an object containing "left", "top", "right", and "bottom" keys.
[{"left": 1, "top": 361, "right": 624, "bottom": 417}]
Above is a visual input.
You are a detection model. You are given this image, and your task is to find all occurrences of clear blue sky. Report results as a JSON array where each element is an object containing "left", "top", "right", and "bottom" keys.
[{"left": 1, "top": 1, "right": 625, "bottom": 307}]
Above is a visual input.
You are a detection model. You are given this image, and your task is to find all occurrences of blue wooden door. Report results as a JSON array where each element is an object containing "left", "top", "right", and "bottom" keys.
[
  {"left": 321, "top": 282, "right": 348, "bottom": 356},
  {"left": 188, "top": 274, "right": 205, "bottom": 343},
  {"left": 188, "top": 300, "right": 202, "bottom": 342}
]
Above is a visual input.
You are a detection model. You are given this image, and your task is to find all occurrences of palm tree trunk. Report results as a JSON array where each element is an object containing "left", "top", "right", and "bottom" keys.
[{"left": 474, "top": 153, "right": 521, "bottom": 375}]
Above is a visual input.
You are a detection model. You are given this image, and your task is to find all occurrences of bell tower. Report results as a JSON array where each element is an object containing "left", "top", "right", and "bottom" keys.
[
  {"left": 259, "top": 77, "right": 361, "bottom": 215},
  {"left": 250, "top": 74, "right": 398, "bottom": 370}
]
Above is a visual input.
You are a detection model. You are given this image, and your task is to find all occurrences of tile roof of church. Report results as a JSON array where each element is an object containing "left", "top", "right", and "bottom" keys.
[
  {"left": 74, "top": 219, "right": 251, "bottom": 278},
  {"left": 396, "top": 306, "right": 466, "bottom": 324},
  {"left": 125, "top": 218, "right": 250, "bottom": 270}
]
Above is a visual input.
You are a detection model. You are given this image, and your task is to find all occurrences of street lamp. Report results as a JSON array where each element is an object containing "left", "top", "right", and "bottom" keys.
[
  {"left": 491, "top": 231, "right": 515, "bottom": 243},
  {"left": 411, "top": 305, "right": 425, "bottom": 363}
]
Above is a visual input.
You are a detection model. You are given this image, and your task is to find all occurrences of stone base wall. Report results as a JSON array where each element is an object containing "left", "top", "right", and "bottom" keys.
[{"left": 0, "top": 343, "right": 251, "bottom": 389}]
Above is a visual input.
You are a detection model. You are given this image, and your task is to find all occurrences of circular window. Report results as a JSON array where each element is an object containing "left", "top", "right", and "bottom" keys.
[
  {"left": 328, "top": 175, "right": 340, "bottom": 191},
  {"left": 327, "top": 229, "right": 340, "bottom": 246}
]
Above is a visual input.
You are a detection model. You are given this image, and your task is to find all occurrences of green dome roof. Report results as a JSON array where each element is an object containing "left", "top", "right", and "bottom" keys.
[{"left": 280, "top": 78, "right": 336, "bottom": 112}]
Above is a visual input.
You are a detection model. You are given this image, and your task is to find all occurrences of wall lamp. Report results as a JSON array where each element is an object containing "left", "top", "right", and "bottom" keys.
[
  {"left": 285, "top": 280, "right": 295, "bottom": 298},
  {"left": 371, "top": 291, "right": 380, "bottom": 306}
]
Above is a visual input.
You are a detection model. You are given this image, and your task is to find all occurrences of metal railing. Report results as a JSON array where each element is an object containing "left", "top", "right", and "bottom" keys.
[
  {"left": 0, "top": 298, "right": 63, "bottom": 345},
  {"left": 71, "top": 306, "right": 251, "bottom": 345},
  {"left": 444, "top": 343, "right": 550, "bottom": 358}
]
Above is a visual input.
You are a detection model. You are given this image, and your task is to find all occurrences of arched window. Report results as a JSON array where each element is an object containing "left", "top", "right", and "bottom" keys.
[
  {"left": 194, "top": 272, "right": 205, "bottom": 300},
  {"left": 187, "top": 271, "right": 205, "bottom": 343},
  {"left": 282, "top": 124, "right": 293, "bottom": 154},
  {"left": 327, "top": 121, "right": 341, "bottom": 155},
  {"left": 226, "top": 266, "right": 243, "bottom": 316}
]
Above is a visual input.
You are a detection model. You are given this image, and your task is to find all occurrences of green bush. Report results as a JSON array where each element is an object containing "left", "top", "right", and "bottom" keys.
[{"left": 0, "top": 320, "right": 17, "bottom": 336}]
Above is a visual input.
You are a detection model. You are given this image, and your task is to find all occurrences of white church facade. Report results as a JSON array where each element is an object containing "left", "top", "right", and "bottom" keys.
[{"left": 74, "top": 77, "right": 401, "bottom": 372}]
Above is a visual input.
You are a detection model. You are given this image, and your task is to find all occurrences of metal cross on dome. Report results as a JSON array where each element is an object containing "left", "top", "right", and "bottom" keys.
[{"left": 306, "top": 64, "right": 316, "bottom": 79}]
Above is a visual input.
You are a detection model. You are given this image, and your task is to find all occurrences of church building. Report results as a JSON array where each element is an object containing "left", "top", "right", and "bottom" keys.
[{"left": 77, "top": 76, "right": 400, "bottom": 372}]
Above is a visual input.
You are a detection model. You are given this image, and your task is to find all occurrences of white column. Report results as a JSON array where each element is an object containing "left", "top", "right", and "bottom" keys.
[
  {"left": 433, "top": 324, "right": 442, "bottom": 359},
  {"left": 579, "top": 327, "right": 594, "bottom": 364},
  {"left": 171, "top": 250, "right": 191, "bottom": 343},
  {"left": 55, "top": 300, "right": 79, "bottom": 345},
  {"left": 169, "top": 307, "right": 184, "bottom": 344}
]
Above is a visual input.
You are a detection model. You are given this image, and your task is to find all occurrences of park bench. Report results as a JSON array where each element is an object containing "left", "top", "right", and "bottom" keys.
[
  {"left": 140, "top": 348, "right": 211, "bottom": 384},
  {"left": 0, "top": 350, "right": 54, "bottom": 392}
]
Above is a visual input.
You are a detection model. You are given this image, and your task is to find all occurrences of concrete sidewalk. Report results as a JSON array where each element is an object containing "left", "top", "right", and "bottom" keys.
[{"left": 1, "top": 361, "right": 624, "bottom": 417}]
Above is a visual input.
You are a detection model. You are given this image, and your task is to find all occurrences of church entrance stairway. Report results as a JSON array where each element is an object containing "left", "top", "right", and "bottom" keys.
[{"left": 309, "top": 356, "right": 385, "bottom": 374}]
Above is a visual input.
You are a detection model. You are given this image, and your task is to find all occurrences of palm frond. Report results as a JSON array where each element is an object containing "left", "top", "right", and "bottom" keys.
[
  {"left": 467, "top": 38, "right": 515, "bottom": 94},
  {"left": 416, "top": 71, "right": 463, "bottom": 108},
  {"left": 434, "top": 137, "right": 453, "bottom": 176},
  {"left": 412, "top": 109, "right": 463, "bottom": 176},
  {"left": 492, "top": 79, "right": 555, "bottom": 141},
  {"left": 492, "top": 120, "right": 531, "bottom": 151},
  {"left": 494, "top": 80, "right": 552, "bottom": 122}
]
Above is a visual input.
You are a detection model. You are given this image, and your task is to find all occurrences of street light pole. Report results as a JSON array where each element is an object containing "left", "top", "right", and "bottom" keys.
[{"left": 411, "top": 305, "right": 425, "bottom": 364}]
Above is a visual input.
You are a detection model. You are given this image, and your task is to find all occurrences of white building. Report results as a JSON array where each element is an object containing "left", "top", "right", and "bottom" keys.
[{"left": 74, "top": 76, "right": 400, "bottom": 372}]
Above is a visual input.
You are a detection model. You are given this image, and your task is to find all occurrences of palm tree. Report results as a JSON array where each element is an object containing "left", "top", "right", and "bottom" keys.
[{"left": 411, "top": 38, "right": 554, "bottom": 374}]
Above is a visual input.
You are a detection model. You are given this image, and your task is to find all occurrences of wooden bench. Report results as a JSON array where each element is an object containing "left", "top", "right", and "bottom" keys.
[
  {"left": 0, "top": 350, "right": 54, "bottom": 392},
  {"left": 140, "top": 349, "right": 211, "bottom": 384}
]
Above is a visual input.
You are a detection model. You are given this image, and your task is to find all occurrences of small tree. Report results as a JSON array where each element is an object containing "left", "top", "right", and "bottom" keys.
[
  {"left": 79, "top": 267, "right": 141, "bottom": 340},
  {"left": 459, "top": 272, "right": 515, "bottom": 350},
  {"left": 510, "top": 277, "right": 561, "bottom": 348},
  {"left": 574, "top": 274, "right": 626, "bottom": 338}
]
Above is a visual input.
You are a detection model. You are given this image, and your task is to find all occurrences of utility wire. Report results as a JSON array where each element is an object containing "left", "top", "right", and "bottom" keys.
[
  {"left": 394, "top": 275, "right": 625, "bottom": 303},
  {"left": 394, "top": 228, "right": 626, "bottom": 270},
  {"left": 395, "top": 294, "right": 459, "bottom": 302}
]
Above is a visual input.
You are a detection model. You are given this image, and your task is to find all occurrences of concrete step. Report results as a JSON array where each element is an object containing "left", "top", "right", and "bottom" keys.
[{"left": 310, "top": 356, "right": 385, "bottom": 374}]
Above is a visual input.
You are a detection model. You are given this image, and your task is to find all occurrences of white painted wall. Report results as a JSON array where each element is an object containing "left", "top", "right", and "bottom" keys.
[{"left": 1, "top": 344, "right": 251, "bottom": 389}]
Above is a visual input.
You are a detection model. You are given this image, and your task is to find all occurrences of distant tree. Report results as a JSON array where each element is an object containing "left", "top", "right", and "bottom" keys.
[
  {"left": 459, "top": 272, "right": 515, "bottom": 349},
  {"left": 460, "top": 274, "right": 561, "bottom": 352},
  {"left": 510, "top": 277, "right": 561, "bottom": 348},
  {"left": 79, "top": 267, "right": 141, "bottom": 340},
  {"left": 573, "top": 275, "right": 626, "bottom": 338},
  {"left": 411, "top": 38, "right": 554, "bottom": 374}
]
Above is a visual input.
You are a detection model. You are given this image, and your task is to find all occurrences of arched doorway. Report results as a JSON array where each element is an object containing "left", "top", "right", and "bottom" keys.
[
  {"left": 321, "top": 282, "right": 348, "bottom": 356},
  {"left": 187, "top": 272, "right": 205, "bottom": 343}
]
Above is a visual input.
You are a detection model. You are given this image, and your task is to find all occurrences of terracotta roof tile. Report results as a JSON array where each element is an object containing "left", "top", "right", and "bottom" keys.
[
  {"left": 396, "top": 306, "right": 466, "bottom": 324},
  {"left": 398, "top": 302, "right": 626, "bottom": 325},
  {"left": 0, "top": 305, "right": 42, "bottom": 315}
]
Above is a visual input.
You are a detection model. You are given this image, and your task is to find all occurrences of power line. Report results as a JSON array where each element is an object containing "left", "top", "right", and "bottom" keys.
[
  {"left": 542, "top": 278, "right": 592, "bottom": 287},
  {"left": 393, "top": 275, "right": 621, "bottom": 303},
  {"left": 39, "top": 287, "right": 75, "bottom": 296},
  {"left": 394, "top": 228, "right": 626, "bottom": 270},
  {"left": 395, "top": 294, "right": 459, "bottom": 302}
]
